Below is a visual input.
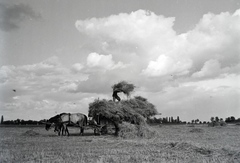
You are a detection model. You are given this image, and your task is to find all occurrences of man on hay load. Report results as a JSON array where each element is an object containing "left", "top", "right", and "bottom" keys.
[{"left": 112, "top": 81, "right": 135, "bottom": 102}]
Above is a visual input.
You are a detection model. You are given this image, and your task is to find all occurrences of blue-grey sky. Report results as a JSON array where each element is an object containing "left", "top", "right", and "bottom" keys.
[{"left": 0, "top": 0, "right": 240, "bottom": 121}]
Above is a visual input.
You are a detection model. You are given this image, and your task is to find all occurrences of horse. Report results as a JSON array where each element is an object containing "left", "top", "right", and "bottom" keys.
[
  {"left": 45, "top": 113, "right": 88, "bottom": 136},
  {"left": 54, "top": 123, "right": 69, "bottom": 136}
]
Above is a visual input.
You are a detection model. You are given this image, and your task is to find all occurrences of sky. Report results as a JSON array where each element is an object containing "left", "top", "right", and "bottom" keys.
[{"left": 0, "top": 0, "right": 240, "bottom": 122}]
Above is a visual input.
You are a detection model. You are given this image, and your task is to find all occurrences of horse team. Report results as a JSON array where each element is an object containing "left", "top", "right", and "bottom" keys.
[{"left": 45, "top": 113, "right": 98, "bottom": 136}]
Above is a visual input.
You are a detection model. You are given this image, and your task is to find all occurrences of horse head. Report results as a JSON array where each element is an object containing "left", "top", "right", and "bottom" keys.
[{"left": 44, "top": 120, "right": 53, "bottom": 131}]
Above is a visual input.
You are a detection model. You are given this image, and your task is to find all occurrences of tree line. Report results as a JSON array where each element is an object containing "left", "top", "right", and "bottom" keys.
[
  {"left": 0, "top": 115, "right": 44, "bottom": 125},
  {"left": 1, "top": 115, "right": 240, "bottom": 125},
  {"left": 147, "top": 116, "right": 185, "bottom": 124},
  {"left": 147, "top": 115, "right": 240, "bottom": 125}
]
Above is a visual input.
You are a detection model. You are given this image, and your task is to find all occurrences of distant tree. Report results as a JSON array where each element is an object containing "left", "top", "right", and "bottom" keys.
[
  {"left": 162, "top": 118, "right": 167, "bottom": 123},
  {"left": 230, "top": 116, "right": 235, "bottom": 122},
  {"left": 1, "top": 115, "right": 3, "bottom": 124},
  {"left": 177, "top": 116, "right": 180, "bottom": 123},
  {"left": 165, "top": 117, "right": 168, "bottom": 123},
  {"left": 171, "top": 117, "right": 174, "bottom": 123},
  {"left": 14, "top": 119, "right": 21, "bottom": 124},
  {"left": 191, "top": 120, "right": 194, "bottom": 124},
  {"left": 215, "top": 116, "right": 219, "bottom": 122},
  {"left": 225, "top": 117, "right": 231, "bottom": 122},
  {"left": 210, "top": 117, "right": 214, "bottom": 122},
  {"left": 195, "top": 119, "right": 199, "bottom": 124}
]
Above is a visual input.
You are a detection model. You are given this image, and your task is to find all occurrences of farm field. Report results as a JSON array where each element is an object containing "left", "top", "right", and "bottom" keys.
[{"left": 0, "top": 125, "right": 240, "bottom": 163}]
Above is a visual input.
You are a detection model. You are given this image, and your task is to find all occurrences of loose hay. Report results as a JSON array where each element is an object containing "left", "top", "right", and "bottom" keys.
[
  {"left": 166, "top": 142, "right": 213, "bottom": 156},
  {"left": 189, "top": 128, "right": 204, "bottom": 133},
  {"left": 22, "top": 130, "right": 40, "bottom": 136},
  {"left": 118, "top": 122, "right": 159, "bottom": 139}
]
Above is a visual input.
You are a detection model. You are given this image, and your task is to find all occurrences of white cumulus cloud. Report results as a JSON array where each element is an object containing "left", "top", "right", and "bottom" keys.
[
  {"left": 86, "top": 52, "right": 125, "bottom": 70},
  {"left": 142, "top": 55, "right": 192, "bottom": 77}
]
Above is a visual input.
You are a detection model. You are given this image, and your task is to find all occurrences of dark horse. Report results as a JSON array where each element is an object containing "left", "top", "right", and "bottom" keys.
[{"left": 45, "top": 113, "right": 88, "bottom": 136}]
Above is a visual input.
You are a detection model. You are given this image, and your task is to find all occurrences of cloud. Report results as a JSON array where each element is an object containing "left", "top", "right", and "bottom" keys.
[
  {"left": 143, "top": 9, "right": 240, "bottom": 78},
  {"left": 76, "top": 9, "right": 240, "bottom": 82},
  {"left": 13, "top": 96, "right": 19, "bottom": 100},
  {"left": 0, "top": 3, "right": 41, "bottom": 32},
  {"left": 74, "top": 9, "right": 240, "bottom": 121},
  {"left": 2, "top": 9, "right": 240, "bottom": 120},
  {"left": 58, "top": 82, "right": 78, "bottom": 93},
  {"left": 142, "top": 55, "right": 192, "bottom": 77},
  {"left": 0, "top": 56, "right": 65, "bottom": 83},
  {"left": 71, "top": 63, "right": 84, "bottom": 73},
  {"left": 19, "top": 56, "right": 63, "bottom": 76},
  {"left": 140, "top": 74, "right": 240, "bottom": 121},
  {"left": 185, "top": 10, "right": 240, "bottom": 74},
  {"left": 0, "top": 56, "right": 88, "bottom": 96},
  {"left": 76, "top": 9, "right": 176, "bottom": 63},
  {"left": 76, "top": 10, "right": 175, "bottom": 45},
  {"left": 192, "top": 59, "right": 221, "bottom": 78},
  {"left": 86, "top": 52, "right": 126, "bottom": 70}
]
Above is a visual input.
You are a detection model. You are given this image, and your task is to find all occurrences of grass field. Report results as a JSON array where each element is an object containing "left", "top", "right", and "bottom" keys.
[{"left": 0, "top": 124, "right": 240, "bottom": 163}]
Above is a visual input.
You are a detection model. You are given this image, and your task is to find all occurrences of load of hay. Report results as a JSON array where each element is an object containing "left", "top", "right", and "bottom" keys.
[
  {"left": 112, "top": 81, "right": 135, "bottom": 96},
  {"left": 89, "top": 96, "right": 157, "bottom": 125},
  {"left": 88, "top": 96, "right": 158, "bottom": 136}
]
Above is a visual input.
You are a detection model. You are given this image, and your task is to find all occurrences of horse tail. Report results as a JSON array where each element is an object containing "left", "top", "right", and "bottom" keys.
[{"left": 84, "top": 115, "right": 88, "bottom": 126}]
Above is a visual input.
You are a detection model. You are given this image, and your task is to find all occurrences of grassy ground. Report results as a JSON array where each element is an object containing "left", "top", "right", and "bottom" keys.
[{"left": 0, "top": 124, "right": 240, "bottom": 163}]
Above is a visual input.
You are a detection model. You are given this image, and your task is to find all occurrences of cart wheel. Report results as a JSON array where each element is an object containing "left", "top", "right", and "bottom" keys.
[
  {"left": 94, "top": 128, "right": 101, "bottom": 135},
  {"left": 101, "top": 125, "right": 108, "bottom": 134}
]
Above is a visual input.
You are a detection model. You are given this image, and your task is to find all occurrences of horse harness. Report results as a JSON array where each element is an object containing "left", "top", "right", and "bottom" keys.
[{"left": 59, "top": 113, "right": 71, "bottom": 124}]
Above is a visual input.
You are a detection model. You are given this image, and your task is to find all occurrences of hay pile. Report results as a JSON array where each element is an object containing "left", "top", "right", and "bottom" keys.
[
  {"left": 189, "top": 128, "right": 204, "bottom": 133},
  {"left": 208, "top": 121, "right": 227, "bottom": 127},
  {"left": 112, "top": 81, "right": 135, "bottom": 96},
  {"left": 88, "top": 96, "right": 158, "bottom": 125},
  {"left": 118, "top": 122, "right": 159, "bottom": 139},
  {"left": 166, "top": 142, "right": 213, "bottom": 156},
  {"left": 22, "top": 130, "right": 40, "bottom": 136}
]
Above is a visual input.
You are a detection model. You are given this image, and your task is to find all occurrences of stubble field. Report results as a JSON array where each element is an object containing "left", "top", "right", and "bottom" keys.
[{"left": 0, "top": 124, "right": 240, "bottom": 163}]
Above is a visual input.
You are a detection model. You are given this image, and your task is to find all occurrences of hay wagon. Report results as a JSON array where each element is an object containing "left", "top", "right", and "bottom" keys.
[{"left": 86, "top": 119, "right": 116, "bottom": 135}]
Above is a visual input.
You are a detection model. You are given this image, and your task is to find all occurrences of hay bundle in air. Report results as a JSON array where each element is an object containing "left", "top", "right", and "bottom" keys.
[{"left": 112, "top": 81, "right": 135, "bottom": 96}]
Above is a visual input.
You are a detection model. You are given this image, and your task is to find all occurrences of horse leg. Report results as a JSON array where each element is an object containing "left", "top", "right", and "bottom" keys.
[
  {"left": 81, "top": 127, "right": 84, "bottom": 135},
  {"left": 62, "top": 124, "right": 69, "bottom": 136},
  {"left": 57, "top": 125, "right": 61, "bottom": 136},
  {"left": 61, "top": 124, "right": 64, "bottom": 136},
  {"left": 63, "top": 124, "right": 69, "bottom": 136},
  {"left": 113, "top": 122, "right": 119, "bottom": 136},
  {"left": 54, "top": 124, "right": 61, "bottom": 136},
  {"left": 79, "top": 127, "right": 83, "bottom": 136},
  {"left": 66, "top": 126, "right": 69, "bottom": 136}
]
